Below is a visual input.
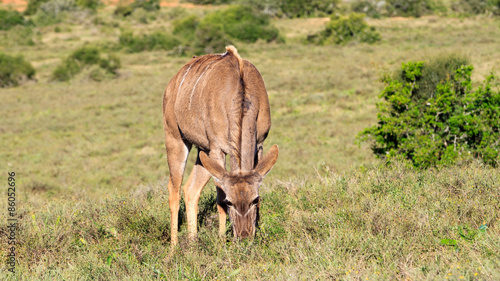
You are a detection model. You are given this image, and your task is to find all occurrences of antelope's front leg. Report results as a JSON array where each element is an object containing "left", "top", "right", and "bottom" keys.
[
  {"left": 216, "top": 186, "right": 227, "bottom": 237},
  {"left": 183, "top": 151, "right": 211, "bottom": 241},
  {"left": 165, "top": 139, "right": 190, "bottom": 247}
]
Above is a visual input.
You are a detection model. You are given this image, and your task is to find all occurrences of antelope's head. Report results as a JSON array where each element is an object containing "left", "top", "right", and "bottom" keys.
[{"left": 200, "top": 145, "right": 279, "bottom": 239}]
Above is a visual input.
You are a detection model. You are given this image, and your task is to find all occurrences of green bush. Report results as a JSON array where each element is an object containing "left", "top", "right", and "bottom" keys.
[
  {"left": 26, "top": 0, "right": 99, "bottom": 16},
  {"left": 172, "top": 14, "right": 199, "bottom": 42},
  {"left": 53, "top": 46, "right": 120, "bottom": 81},
  {"left": 114, "top": 0, "right": 159, "bottom": 17},
  {"left": 394, "top": 54, "right": 469, "bottom": 102},
  {"left": 351, "top": 0, "right": 446, "bottom": 17},
  {"left": 308, "top": 13, "right": 381, "bottom": 45},
  {"left": 119, "top": 31, "right": 181, "bottom": 52},
  {"left": 385, "top": 0, "right": 436, "bottom": 17},
  {"left": 451, "top": 0, "right": 500, "bottom": 15},
  {"left": 200, "top": 5, "right": 280, "bottom": 43},
  {"left": 351, "top": 0, "right": 383, "bottom": 18},
  {"left": 184, "top": 0, "right": 231, "bottom": 4},
  {"left": 279, "top": 0, "right": 339, "bottom": 17},
  {"left": 32, "top": 0, "right": 76, "bottom": 26},
  {"left": 24, "top": 0, "right": 50, "bottom": 15},
  {"left": 0, "top": 53, "right": 36, "bottom": 88},
  {"left": 114, "top": 5, "right": 133, "bottom": 17},
  {"left": 357, "top": 55, "right": 500, "bottom": 167},
  {"left": 242, "top": 0, "right": 340, "bottom": 18},
  {"left": 171, "top": 6, "right": 281, "bottom": 55},
  {"left": 133, "top": 0, "right": 160, "bottom": 11},
  {"left": 38, "top": 0, "right": 76, "bottom": 16},
  {"left": 0, "top": 9, "right": 30, "bottom": 30},
  {"left": 75, "top": 0, "right": 101, "bottom": 11},
  {"left": 193, "top": 21, "right": 232, "bottom": 55}
]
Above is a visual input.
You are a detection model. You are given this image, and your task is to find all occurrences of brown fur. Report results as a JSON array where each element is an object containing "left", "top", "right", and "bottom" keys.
[{"left": 163, "top": 46, "right": 278, "bottom": 245}]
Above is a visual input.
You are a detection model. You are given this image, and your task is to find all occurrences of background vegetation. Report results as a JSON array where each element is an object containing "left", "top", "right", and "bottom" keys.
[
  {"left": 52, "top": 45, "right": 120, "bottom": 81},
  {"left": 357, "top": 55, "right": 500, "bottom": 168},
  {"left": 1, "top": 0, "right": 500, "bottom": 279},
  {"left": 308, "top": 12, "right": 381, "bottom": 45},
  {"left": 0, "top": 52, "right": 35, "bottom": 87}
]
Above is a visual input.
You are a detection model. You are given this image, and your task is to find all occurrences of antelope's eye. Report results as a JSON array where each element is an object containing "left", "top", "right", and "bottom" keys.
[
  {"left": 251, "top": 196, "right": 260, "bottom": 206},
  {"left": 224, "top": 199, "right": 233, "bottom": 207}
]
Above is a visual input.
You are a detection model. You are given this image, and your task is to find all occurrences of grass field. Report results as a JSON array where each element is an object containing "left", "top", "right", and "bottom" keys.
[{"left": 1, "top": 4, "right": 500, "bottom": 280}]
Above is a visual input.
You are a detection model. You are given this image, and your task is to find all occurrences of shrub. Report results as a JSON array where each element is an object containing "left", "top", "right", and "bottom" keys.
[
  {"left": 242, "top": 0, "right": 340, "bottom": 18},
  {"left": 308, "top": 13, "right": 381, "bottom": 45},
  {"left": 119, "top": 31, "right": 181, "bottom": 52},
  {"left": 183, "top": 0, "right": 231, "bottom": 4},
  {"left": 279, "top": 0, "right": 339, "bottom": 17},
  {"left": 172, "top": 14, "right": 199, "bottom": 42},
  {"left": 114, "top": 5, "right": 133, "bottom": 17},
  {"left": 385, "top": 0, "right": 436, "bottom": 17},
  {"left": 193, "top": 21, "right": 232, "bottom": 55},
  {"left": 171, "top": 6, "right": 281, "bottom": 55},
  {"left": 0, "top": 9, "right": 30, "bottom": 30},
  {"left": 0, "top": 53, "right": 36, "bottom": 88},
  {"left": 451, "top": 0, "right": 500, "bottom": 15},
  {"left": 26, "top": 0, "right": 99, "bottom": 16},
  {"left": 32, "top": 0, "right": 76, "bottom": 26},
  {"left": 133, "top": 0, "right": 160, "bottom": 11},
  {"left": 351, "top": 0, "right": 446, "bottom": 17},
  {"left": 38, "top": 0, "right": 76, "bottom": 17},
  {"left": 394, "top": 54, "right": 469, "bottom": 102},
  {"left": 200, "top": 5, "right": 280, "bottom": 43},
  {"left": 24, "top": 0, "right": 50, "bottom": 15},
  {"left": 351, "top": 0, "right": 383, "bottom": 18},
  {"left": 75, "top": 0, "right": 101, "bottom": 11},
  {"left": 114, "top": 0, "right": 159, "bottom": 17},
  {"left": 53, "top": 46, "right": 120, "bottom": 81},
  {"left": 357, "top": 55, "right": 500, "bottom": 167}
]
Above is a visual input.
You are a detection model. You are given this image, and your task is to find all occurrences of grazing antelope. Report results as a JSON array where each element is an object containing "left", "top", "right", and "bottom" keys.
[{"left": 162, "top": 45, "right": 279, "bottom": 245}]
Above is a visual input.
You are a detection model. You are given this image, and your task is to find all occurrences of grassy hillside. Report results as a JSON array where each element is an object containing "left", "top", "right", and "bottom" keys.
[
  {"left": 1, "top": 161, "right": 499, "bottom": 279},
  {"left": 1, "top": 4, "right": 500, "bottom": 279}
]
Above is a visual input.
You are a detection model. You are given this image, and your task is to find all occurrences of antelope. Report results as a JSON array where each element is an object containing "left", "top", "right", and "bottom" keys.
[{"left": 162, "top": 45, "right": 279, "bottom": 246}]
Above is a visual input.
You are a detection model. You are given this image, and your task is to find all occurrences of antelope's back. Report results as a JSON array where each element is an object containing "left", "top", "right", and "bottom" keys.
[{"left": 163, "top": 51, "right": 271, "bottom": 154}]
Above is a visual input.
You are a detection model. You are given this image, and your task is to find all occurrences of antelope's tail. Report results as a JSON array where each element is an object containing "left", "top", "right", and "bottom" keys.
[{"left": 225, "top": 45, "right": 243, "bottom": 79}]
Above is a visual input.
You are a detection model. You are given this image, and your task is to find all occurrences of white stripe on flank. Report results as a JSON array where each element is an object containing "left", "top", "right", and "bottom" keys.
[
  {"left": 177, "top": 64, "right": 192, "bottom": 96},
  {"left": 189, "top": 61, "right": 214, "bottom": 109}
]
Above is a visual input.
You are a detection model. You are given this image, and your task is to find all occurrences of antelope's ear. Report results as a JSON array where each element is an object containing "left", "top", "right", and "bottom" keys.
[
  {"left": 255, "top": 145, "right": 279, "bottom": 177},
  {"left": 200, "top": 151, "right": 226, "bottom": 182}
]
